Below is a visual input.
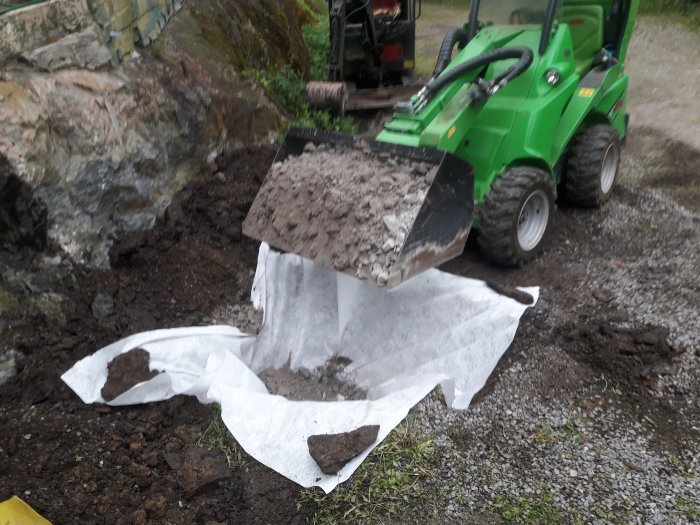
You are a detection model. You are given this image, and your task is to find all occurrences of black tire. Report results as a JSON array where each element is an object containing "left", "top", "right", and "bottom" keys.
[
  {"left": 565, "top": 124, "right": 621, "bottom": 207},
  {"left": 478, "top": 166, "right": 555, "bottom": 267}
]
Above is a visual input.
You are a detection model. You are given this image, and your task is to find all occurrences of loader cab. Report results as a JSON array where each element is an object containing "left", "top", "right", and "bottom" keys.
[{"left": 468, "top": 0, "right": 636, "bottom": 76}]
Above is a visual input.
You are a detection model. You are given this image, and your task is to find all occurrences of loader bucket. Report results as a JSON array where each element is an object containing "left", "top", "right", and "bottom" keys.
[{"left": 243, "top": 127, "right": 474, "bottom": 288}]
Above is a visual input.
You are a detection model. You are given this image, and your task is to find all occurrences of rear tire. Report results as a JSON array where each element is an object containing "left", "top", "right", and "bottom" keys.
[
  {"left": 478, "top": 166, "right": 555, "bottom": 267},
  {"left": 565, "top": 124, "right": 621, "bottom": 207}
]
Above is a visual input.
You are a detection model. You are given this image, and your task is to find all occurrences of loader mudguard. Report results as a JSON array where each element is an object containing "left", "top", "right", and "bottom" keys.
[{"left": 551, "top": 63, "right": 628, "bottom": 160}]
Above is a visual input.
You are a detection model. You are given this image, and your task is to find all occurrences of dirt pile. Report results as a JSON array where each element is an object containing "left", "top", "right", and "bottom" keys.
[
  {"left": 259, "top": 356, "right": 366, "bottom": 401},
  {"left": 244, "top": 142, "right": 437, "bottom": 286},
  {"left": 564, "top": 322, "right": 678, "bottom": 382}
]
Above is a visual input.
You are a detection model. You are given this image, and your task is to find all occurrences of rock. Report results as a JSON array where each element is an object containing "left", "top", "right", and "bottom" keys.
[
  {"left": 307, "top": 425, "right": 380, "bottom": 475},
  {"left": 651, "top": 362, "right": 679, "bottom": 376},
  {"left": 91, "top": 292, "right": 115, "bottom": 319},
  {"left": 0, "top": 0, "right": 318, "bottom": 268},
  {"left": 592, "top": 288, "right": 615, "bottom": 303},
  {"left": 0, "top": 347, "right": 23, "bottom": 386},
  {"left": 426, "top": 167, "right": 439, "bottom": 184},
  {"left": 164, "top": 446, "right": 231, "bottom": 496},
  {"left": 382, "top": 214, "right": 400, "bottom": 234},
  {"left": 23, "top": 27, "right": 111, "bottom": 72}
]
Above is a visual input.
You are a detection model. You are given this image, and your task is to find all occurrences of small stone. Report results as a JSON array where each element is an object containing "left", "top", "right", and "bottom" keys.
[
  {"left": 303, "top": 142, "right": 317, "bottom": 153},
  {"left": 382, "top": 215, "right": 400, "bottom": 234},
  {"left": 569, "top": 469, "right": 578, "bottom": 477},
  {"left": 592, "top": 288, "right": 615, "bottom": 303},
  {"left": 651, "top": 362, "right": 679, "bottom": 376},
  {"left": 381, "top": 239, "right": 396, "bottom": 252},
  {"left": 426, "top": 167, "right": 439, "bottom": 184},
  {"left": 214, "top": 172, "right": 226, "bottom": 183},
  {"left": 92, "top": 293, "right": 115, "bottom": 319}
]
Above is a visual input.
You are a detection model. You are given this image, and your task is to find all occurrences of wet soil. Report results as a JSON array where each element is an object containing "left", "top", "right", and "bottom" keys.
[
  {"left": 1, "top": 128, "right": 698, "bottom": 522},
  {"left": 0, "top": 146, "right": 316, "bottom": 524}
]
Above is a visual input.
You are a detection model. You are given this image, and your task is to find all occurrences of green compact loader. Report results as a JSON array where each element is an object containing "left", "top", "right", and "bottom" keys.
[{"left": 244, "top": 0, "right": 639, "bottom": 287}]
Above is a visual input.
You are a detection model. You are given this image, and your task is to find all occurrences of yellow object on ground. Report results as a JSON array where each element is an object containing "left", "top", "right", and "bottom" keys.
[{"left": 0, "top": 497, "right": 52, "bottom": 524}]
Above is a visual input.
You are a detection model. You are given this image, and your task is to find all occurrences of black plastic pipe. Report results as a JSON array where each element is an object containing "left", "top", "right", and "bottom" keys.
[
  {"left": 431, "top": 28, "right": 470, "bottom": 79},
  {"left": 424, "top": 45, "right": 534, "bottom": 99}
]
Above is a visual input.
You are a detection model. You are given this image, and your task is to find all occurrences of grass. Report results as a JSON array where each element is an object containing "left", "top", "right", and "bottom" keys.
[
  {"left": 196, "top": 404, "right": 249, "bottom": 467},
  {"left": 531, "top": 419, "right": 587, "bottom": 445},
  {"left": 676, "top": 498, "right": 700, "bottom": 517},
  {"left": 298, "top": 419, "right": 438, "bottom": 524},
  {"left": 493, "top": 490, "right": 564, "bottom": 524}
]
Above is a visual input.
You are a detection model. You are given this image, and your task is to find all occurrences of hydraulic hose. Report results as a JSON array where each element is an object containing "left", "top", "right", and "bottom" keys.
[
  {"left": 431, "top": 28, "right": 470, "bottom": 79},
  {"left": 425, "top": 45, "right": 534, "bottom": 100}
]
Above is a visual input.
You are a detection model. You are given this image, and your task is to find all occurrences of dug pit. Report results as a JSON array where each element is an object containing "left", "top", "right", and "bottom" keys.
[{"left": 243, "top": 142, "right": 437, "bottom": 286}]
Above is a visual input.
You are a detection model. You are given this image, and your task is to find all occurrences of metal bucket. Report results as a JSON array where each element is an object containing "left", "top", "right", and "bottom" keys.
[{"left": 243, "top": 127, "right": 474, "bottom": 288}]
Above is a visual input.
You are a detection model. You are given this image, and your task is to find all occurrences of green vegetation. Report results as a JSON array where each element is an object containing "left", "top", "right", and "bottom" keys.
[
  {"left": 0, "top": 286, "right": 19, "bottom": 315},
  {"left": 298, "top": 420, "right": 438, "bottom": 524},
  {"left": 493, "top": 490, "right": 564, "bottom": 524},
  {"left": 676, "top": 498, "right": 700, "bottom": 517},
  {"left": 197, "top": 404, "right": 249, "bottom": 467},
  {"left": 253, "top": 9, "right": 357, "bottom": 134},
  {"left": 531, "top": 419, "right": 587, "bottom": 445}
]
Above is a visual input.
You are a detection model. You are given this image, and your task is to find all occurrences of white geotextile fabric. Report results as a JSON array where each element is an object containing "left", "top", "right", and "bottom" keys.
[{"left": 62, "top": 244, "right": 538, "bottom": 492}]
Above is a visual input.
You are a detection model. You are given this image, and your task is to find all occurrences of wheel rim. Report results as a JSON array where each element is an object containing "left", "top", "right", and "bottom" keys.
[
  {"left": 600, "top": 143, "right": 619, "bottom": 194},
  {"left": 517, "top": 190, "right": 550, "bottom": 251}
]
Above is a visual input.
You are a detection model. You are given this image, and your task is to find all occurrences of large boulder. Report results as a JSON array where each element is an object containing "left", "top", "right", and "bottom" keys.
[{"left": 0, "top": 0, "right": 316, "bottom": 266}]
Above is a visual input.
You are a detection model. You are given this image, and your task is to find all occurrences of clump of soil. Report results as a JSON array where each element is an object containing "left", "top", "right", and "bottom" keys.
[
  {"left": 307, "top": 425, "right": 380, "bottom": 475},
  {"left": 243, "top": 142, "right": 437, "bottom": 286},
  {"left": 259, "top": 356, "right": 366, "bottom": 401},
  {"left": 486, "top": 280, "right": 535, "bottom": 305},
  {"left": 101, "top": 348, "right": 162, "bottom": 402},
  {"left": 164, "top": 446, "right": 232, "bottom": 497},
  {"left": 563, "top": 322, "right": 677, "bottom": 381}
]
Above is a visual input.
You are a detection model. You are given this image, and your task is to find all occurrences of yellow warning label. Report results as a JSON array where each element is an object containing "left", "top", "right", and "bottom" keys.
[
  {"left": 448, "top": 125, "right": 457, "bottom": 139},
  {"left": 578, "top": 88, "right": 595, "bottom": 98}
]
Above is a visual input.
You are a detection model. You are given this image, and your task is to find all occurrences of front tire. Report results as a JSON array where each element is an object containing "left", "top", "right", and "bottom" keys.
[
  {"left": 565, "top": 124, "right": 621, "bottom": 207},
  {"left": 478, "top": 166, "right": 555, "bottom": 267}
]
